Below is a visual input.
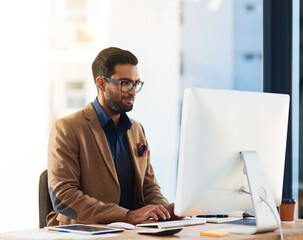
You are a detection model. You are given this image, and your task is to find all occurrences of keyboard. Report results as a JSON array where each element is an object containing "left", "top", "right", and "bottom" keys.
[{"left": 136, "top": 218, "right": 206, "bottom": 229}]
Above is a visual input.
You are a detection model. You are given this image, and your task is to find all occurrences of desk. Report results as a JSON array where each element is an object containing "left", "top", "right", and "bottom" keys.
[
  {"left": 1, "top": 220, "right": 303, "bottom": 240},
  {"left": 117, "top": 220, "right": 303, "bottom": 240}
]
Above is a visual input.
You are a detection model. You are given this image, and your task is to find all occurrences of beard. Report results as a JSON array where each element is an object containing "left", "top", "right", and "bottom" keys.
[{"left": 104, "top": 86, "right": 135, "bottom": 115}]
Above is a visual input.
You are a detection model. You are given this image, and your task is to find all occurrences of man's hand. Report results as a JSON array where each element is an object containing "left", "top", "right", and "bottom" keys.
[
  {"left": 126, "top": 204, "right": 171, "bottom": 225},
  {"left": 166, "top": 203, "right": 183, "bottom": 220}
]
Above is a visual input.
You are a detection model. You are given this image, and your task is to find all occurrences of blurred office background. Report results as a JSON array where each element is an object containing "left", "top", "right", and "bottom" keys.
[{"left": 0, "top": 0, "right": 300, "bottom": 232}]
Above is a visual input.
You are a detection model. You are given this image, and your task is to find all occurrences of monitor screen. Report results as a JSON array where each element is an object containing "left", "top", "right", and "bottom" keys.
[{"left": 175, "top": 88, "right": 289, "bottom": 217}]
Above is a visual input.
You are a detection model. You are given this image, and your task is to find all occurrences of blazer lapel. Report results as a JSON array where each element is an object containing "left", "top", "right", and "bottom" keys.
[
  {"left": 126, "top": 128, "right": 143, "bottom": 186},
  {"left": 84, "top": 104, "right": 119, "bottom": 186},
  {"left": 126, "top": 125, "right": 147, "bottom": 208}
]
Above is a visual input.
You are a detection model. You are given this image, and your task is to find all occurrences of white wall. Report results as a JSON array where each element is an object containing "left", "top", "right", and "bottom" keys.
[
  {"left": 181, "top": 0, "right": 263, "bottom": 92},
  {"left": 0, "top": 1, "right": 49, "bottom": 232},
  {"left": 181, "top": 0, "right": 235, "bottom": 90},
  {"left": 109, "top": 0, "right": 181, "bottom": 202},
  {"left": 233, "top": 0, "right": 262, "bottom": 91},
  {"left": 0, "top": 0, "right": 180, "bottom": 233}
]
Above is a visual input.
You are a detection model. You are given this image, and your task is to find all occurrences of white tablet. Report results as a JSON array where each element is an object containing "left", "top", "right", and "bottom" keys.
[{"left": 44, "top": 224, "right": 124, "bottom": 235}]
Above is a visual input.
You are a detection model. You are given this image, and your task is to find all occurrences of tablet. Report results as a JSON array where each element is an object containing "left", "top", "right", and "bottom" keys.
[{"left": 44, "top": 224, "right": 124, "bottom": 235}]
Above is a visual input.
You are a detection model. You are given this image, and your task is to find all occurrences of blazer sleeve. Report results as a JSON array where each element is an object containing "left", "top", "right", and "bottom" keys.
[
  {"left": 47, "top": 119, "right": 129, "bottom": 224},
  {"left": 139, "top": 124, "right": 170, "bottom": 208}
]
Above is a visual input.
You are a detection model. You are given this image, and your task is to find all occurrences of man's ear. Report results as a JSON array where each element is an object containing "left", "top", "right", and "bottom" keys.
[{"left": 96, "top": 76, "right": 106, "bottom": 92}]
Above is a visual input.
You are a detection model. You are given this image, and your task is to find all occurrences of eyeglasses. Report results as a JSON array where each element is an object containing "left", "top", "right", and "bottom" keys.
[{"left": 103, "top": 77, "right": 144, "bottom": 93}]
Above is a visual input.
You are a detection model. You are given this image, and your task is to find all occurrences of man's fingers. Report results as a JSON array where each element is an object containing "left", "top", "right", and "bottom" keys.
[
  {"left": 158, "top": 205, "right": 171, "bottom": 219},
  {"left": 150, "top": 212, "right": 158, "bottom": 221},
  {"left": 153, "top": 206, "right": 167, "bottom": 220},
  {"left": 155, "top": 205, "right": 170, "bottom": 220},
  {"left": 126, "top": 204, "right": 174, "bottom": 224},
  {"left": 151, "top": 205, "right": 171, "bottom": 220}
]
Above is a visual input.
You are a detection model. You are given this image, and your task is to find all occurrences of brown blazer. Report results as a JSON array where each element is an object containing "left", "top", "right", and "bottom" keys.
[{"left": 47, "top": 103, "right": 170, "bottom": 226}]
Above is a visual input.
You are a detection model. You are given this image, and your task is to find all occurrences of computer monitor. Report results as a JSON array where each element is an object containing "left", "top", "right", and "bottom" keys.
[{"left": 175, "top": 88, "right": 289, "bottom": 233}]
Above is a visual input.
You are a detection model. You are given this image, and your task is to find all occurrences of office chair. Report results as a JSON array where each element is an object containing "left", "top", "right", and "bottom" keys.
[{"left": 39, "top": 170, "right": 53, "bottom": 228}]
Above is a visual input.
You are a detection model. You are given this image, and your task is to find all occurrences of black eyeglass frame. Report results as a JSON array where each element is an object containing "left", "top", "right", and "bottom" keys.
[{"left": 103, "top": 76, "right": 144, "bottom": 93}]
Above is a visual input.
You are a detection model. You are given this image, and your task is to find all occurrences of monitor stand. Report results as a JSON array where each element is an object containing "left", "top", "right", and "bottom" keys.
[{"left": 220, "top": 151, "right": 281, "bottom": 234}]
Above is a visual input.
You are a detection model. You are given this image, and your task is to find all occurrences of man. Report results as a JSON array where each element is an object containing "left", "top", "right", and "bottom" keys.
[{"left": 47, "top": 47, "right": 179, "bottom": 226}]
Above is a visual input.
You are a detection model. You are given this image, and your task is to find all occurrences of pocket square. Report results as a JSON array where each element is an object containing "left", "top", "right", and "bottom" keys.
[{"left": 138, "top": 143, "right": 148, "bottom": 157}]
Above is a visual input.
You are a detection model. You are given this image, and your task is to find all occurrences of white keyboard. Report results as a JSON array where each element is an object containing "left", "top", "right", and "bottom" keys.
[{"left": 136, "top": 218, "right": 206, "bottom": 229}]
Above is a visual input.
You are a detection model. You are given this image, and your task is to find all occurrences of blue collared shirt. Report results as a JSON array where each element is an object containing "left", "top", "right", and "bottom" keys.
[{"left": 92, "top": 98, "right": 134, "bottom": 209}]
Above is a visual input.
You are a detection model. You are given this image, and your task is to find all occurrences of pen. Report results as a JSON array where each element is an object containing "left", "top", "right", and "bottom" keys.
[
  {"left": 46, "top": 229, "right": 70, "bottom": 233},
  {"left": 196, "top": 214, "right": 228, "bottom": 218}
]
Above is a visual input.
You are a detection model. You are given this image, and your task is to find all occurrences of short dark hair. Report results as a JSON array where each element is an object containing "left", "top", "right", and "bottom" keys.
[{"left": 92, "top": 47, "right": 138, "bottom": 84}]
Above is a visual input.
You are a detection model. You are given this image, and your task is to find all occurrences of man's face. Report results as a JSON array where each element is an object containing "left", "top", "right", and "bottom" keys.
[{"left": 103, "top": 64, "right": 139, "bottom": 115}]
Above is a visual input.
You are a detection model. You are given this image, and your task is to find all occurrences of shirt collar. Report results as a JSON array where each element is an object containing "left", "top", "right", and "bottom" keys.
[
  {"left": 92, "top": 97, "right": 132, "bottom": 131},
  {"left": 92, "top": 97, "right": 111, "bottom": 127}
]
